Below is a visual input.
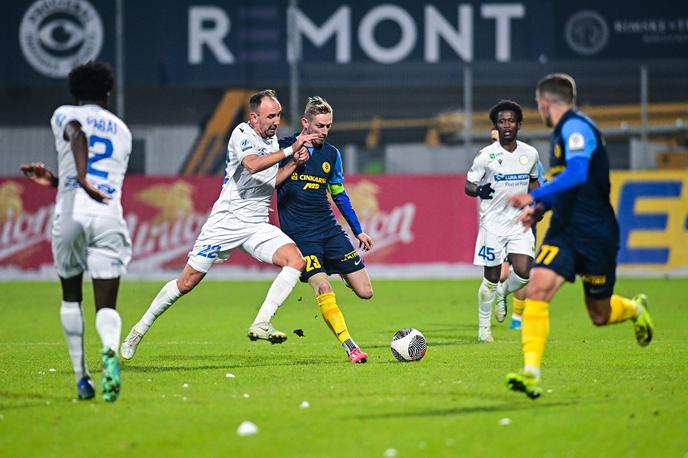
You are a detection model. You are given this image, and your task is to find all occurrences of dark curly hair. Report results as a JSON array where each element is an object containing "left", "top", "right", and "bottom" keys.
[
  {"left": 68, "top": 61, "right": 114, "bottom": 102},
  {"left": 489, "top": 99, "right": 523, "bottom": 125}
]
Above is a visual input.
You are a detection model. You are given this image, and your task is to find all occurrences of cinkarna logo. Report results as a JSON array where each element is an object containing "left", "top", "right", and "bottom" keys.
[{"left": 19, "top": 0, "right": 104, "bottom": 78}]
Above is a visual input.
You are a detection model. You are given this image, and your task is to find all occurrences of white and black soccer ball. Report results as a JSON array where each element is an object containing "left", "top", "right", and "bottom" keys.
[{"left": 390, "top": 328, "right": 426, "bottom": 362}]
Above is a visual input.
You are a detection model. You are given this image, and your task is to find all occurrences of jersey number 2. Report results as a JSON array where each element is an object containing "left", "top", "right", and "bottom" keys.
[{"left": 87, "top": 135, "right": 113, "bottom": 179}]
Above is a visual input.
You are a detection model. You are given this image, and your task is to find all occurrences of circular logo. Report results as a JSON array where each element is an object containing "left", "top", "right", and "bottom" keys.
[
  {"left": 519, "top": 155, "right": 529, "bottom": 165},
  {"left": 19, "top": 0, "right": 104, "bottom": 78},
  {"left": 322, "top": 162, "right": 331, "bottom": 173},
  {"left": 565, "top": 10, "right": 609, "bottom": 56}
]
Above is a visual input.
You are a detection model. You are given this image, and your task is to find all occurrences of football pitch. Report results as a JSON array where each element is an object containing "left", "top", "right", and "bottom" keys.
[{"left": 1, "top": 278, "right": 686, "bottom": 457}]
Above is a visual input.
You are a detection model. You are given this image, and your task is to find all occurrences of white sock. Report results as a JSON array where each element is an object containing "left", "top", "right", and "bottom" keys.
[
  {"left": 497, "top": 271, "right": 529, "bottom": 297},
  {"left": 95, "top": 308, "right": 122, "bottom": 355},
  {"left": 138, "top": 280, "right": 182, "bottom": 334},
  {"left": 60, "top": 301, "right": 88, "bottom": 382},
  {"left": 478, "top": 278, "right": 498, "bottom": 329},
  {"left": 253, "top": 266, "right": 301, "bottom": 325},
  {"left": 524, "top": 365, "right": 541, "bottom": 380}
]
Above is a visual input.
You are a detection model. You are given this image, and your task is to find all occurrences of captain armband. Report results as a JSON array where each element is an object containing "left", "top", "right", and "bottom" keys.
[{"left": 328, "top": 183, "right": 345, "bottom": 196}]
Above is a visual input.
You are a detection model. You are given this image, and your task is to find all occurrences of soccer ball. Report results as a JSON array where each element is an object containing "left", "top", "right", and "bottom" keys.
[{"left": 390, "top": 328, "right": 426, "bottom": 362}]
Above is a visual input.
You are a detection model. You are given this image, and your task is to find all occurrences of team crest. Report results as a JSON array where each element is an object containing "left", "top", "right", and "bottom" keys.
[
  {"left": 489, "top": 153, "right": 496, "bottom": 160},
  {"left": 322, "top": 162, "right": 331, "bottom": 173},
  {"left": 519, "top": 155, "right": 528, "bottom": 165}
]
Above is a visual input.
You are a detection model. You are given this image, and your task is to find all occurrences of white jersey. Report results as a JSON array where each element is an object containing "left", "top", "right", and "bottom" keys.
[
  {"left": 467, "top": 140, "right": 540, "bottom": 236},
  {"left": 50, "top": 104, "right": 132, "bottom": 218},
  {"left": 211, "top": 122, "right": 279, "bottom": 223}
]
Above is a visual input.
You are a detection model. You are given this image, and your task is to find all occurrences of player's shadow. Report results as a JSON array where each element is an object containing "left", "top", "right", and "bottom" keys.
[
  {"left": 351, "top": 400, "right": 578, "bottom": 420},
  {"left": 364, "top": 338, "right": 476, "bottom": 350},
  {"left": 124, "top": 353, "right": 341, "bottom": 372},
  {"left": 0, "top": 390, "right": 72, "bottom": 411}
]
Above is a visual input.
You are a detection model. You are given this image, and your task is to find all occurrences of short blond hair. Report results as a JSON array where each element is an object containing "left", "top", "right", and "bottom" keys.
[
  {"left": 537, "top": 73, "right": 577, "bottom": 104},
  {"left": 303, "top": 96, "right": 332, "bottom": 119}
]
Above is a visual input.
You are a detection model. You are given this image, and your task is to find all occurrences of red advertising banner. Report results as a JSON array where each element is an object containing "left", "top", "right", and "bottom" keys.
[{"left": 0, "top": 175, "right": 478, "bottom": 278}]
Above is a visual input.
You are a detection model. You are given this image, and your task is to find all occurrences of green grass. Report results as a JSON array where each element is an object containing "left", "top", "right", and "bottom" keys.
[{"left": 1, "top": 278, "right": 686, "bottom": 457}]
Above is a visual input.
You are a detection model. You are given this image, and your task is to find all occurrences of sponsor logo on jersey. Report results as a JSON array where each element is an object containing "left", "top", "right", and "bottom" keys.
[
  {"left": 322, "top": 162, "right": 331, "bottom": 173},
  {"left": 554, "top": 144, "right": 563, "bottom": 158},
  {"left": 302, "top": 183, "right": 320, "bottom": 190},
  {"left": 19, "top": 0, "right": 104, "bottom": 78},
  {"left": 240, "top": 139, "right": 253, "bottom": 152},
  {"left": 494, "top": 173, "right": 530, "bottom": 182},
  {"left": 297, "top": 174, "right": 327, "bottom": 184}
]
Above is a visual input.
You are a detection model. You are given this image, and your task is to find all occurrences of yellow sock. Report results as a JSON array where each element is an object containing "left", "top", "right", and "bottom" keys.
[
  {"left": 513, "top": 298, "right": 526, "bottom": 316},
  {"left": 522, "top": 299, "right": 550, "bottom": 370},
  {"left": 608, "top": 295, "right": 638, "bottom": 324},
  {"left": 317, "top": 292, "right": 351, "bottom": 344}
]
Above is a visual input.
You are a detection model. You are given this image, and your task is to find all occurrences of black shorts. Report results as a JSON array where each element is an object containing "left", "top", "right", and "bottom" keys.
[
  {"left": 534, "top": 232, "right": 618, "bottom": 299},
  {"left": 294, "top": 232, "right": 365, "bottom": 282}
]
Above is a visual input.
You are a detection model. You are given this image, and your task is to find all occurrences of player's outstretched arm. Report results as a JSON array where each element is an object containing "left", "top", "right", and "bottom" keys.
[
  {"left": 20, "top": 162, "right": 58, "bottom": 187},
  {"left": 275, "top": 149, "right": 309, "bottom": 186},
  {"left": 64, "top": 121, "right": 110, "bottom": 203},
  {"left": 329, "top": 184, "right": 364, "bottom": 238},
  {"left": 242, "top": 141, "right": 316, "bottom": 175}
]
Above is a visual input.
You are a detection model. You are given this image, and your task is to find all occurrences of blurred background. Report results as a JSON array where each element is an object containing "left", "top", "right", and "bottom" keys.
[{"left": 1, "top": 0, "right": 687, "bottom": 278}]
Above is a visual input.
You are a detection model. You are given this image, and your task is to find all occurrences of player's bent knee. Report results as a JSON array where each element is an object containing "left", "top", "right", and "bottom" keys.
[
  {"left": 513, "top": 269, "right": 530, "bottom": 280},
  {"left": 355, "top": 286, "right": 373, "bottom": 300},
  {"left": 177, "top": 273, "right": 203, "bottom": 294},
  {"left": 290, "top": 257, "right": 306, "bottom": 272}
]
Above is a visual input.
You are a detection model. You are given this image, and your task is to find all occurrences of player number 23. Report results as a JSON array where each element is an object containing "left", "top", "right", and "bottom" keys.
[
  {"left": 536, "top": 245, "right": 559, "bottom": 265},
  {"left": 305, "top": 255, "right": 321, "bottom": 272}
]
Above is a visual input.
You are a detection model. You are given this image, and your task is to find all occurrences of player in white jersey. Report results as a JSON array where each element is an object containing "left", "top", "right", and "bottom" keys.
[
  {"left": 465, "top": 100, "right": 540, "bottom": 342},
  {"left": 120, "top": 90, "right": 319, "bottom": 359},
  {"left": 20, "top": 61, "right": 131, "bottom": 402}
]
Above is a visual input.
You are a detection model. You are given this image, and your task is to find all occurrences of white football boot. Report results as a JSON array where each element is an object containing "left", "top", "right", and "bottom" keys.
[
  {"left": 247, "top": 322, "right": 287, "bottom": 344},
  {"left": 120, "top": 327, "right": 144, "bottom": 360},
  {"left": 478, "top": 326, "right": 494, "bottom": 343}
]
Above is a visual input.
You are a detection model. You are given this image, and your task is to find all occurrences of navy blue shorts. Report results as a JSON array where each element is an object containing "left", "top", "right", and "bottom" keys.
[
  {"left": 294, "top": 232, "right": 365, "bottom": 282},
  {"left": 534, "top": 232, "right": 618, "bottom": 299}
]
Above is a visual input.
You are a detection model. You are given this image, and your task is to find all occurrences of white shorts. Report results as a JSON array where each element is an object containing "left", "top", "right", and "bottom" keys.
[
  {"left": 51, "top": 213, "right": 132, "bottom": 279},
  {"left": 187, "top": 212, "right": 294, "bottom": 273},
  {"left": 473, "top": 227, "right": 535, "bottom": 267}
]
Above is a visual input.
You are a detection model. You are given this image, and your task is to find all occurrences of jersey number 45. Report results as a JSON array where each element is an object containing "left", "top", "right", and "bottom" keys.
[{"left": 478, "top": 246, "right": 496, "bottom": 262}]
